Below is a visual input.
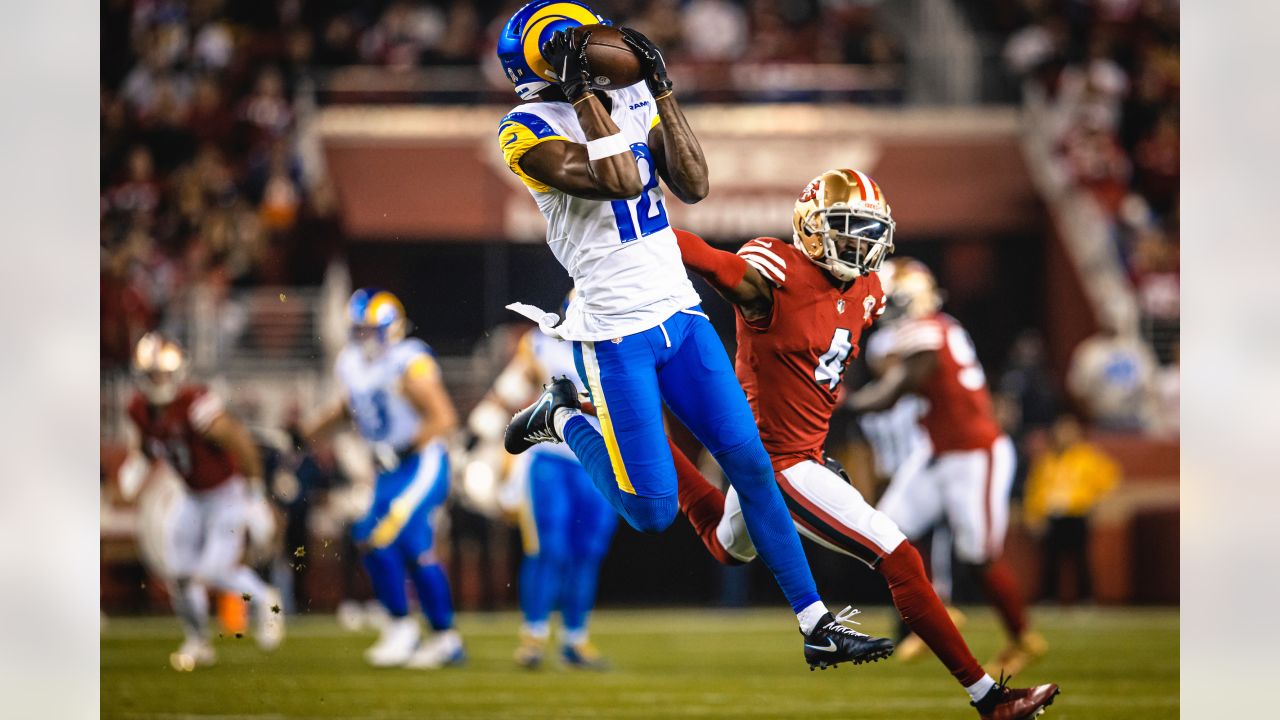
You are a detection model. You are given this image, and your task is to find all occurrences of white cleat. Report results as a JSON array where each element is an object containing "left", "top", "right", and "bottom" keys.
[
  {"left": 406, "top": 629, "right": 465, "bottom": 669},
  {"left": 255, "top": 587, "right": 286, "bottom": 652},
  {"left": 336, "top": 599, "right": 365, "bottom": 632},
  {"left": 364, "top": 616, "right": 421, "bottom": 667},
  {"left": 169, "top": 638, "right": 217, "bottom": 672}
]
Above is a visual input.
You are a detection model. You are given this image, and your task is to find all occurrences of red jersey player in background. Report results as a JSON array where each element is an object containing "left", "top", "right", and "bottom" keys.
[
  {"left": 123, "top": 333, "right": 284, "bottom": 671},
  {"left": 847, "top": 259, "right": 1048, "bottom": 676},
  {"left": 672, "top": 169, "right": 1058, "bottom": 719}
]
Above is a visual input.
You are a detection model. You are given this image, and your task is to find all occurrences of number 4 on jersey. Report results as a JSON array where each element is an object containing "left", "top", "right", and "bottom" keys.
[{"left": 815, "top": 328, "right": 853, "bottom": 389}]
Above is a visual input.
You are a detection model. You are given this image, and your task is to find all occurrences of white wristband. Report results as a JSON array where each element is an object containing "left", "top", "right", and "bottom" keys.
[{"left": 586, "top": 133, "right": 630, "bottom": 161}]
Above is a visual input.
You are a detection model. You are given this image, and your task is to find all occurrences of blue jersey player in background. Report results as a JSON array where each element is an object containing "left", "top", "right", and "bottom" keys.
[
  {"left": 470, "top": 294, "right": 617, "bottom": 670},
  {"left": 494, "top": 0, "right": 892, "bottom": 667},
  {"left": 303, "top": 288, "right": 464, "bottom": 669}
]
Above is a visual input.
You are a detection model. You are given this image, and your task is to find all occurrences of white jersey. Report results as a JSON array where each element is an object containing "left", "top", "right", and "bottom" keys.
[
  {"left": 859, "top": 327, "right": 929, "bottom": 478},
  {"left": 499, "top": 82, "right": 700, "bottom": 341},
  {"left": 335, "top": 338, "right": 437, "bottom": 453}
]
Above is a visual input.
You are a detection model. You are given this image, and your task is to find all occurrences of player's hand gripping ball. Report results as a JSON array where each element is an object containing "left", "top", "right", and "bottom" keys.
[
  {"left": 617, "top": 26, "right": 672, "bottom": 96},
  {"left": 577, "top": 24, "right": 644, "bottom": 89},
  {"left": 542, "top": 24, "right": 643, "bottom": 95}
]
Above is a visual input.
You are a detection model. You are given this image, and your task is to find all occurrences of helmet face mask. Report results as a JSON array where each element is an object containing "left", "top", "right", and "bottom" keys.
[
  {"left": 881, "top": 258, "right": 942, "bottom": 321},
  {"left": 348, "top": 288, "right": 408, "bottom": 361},
  {"left": 133, "top": 333, "right": 187, "bottom": 406},
  {"left": 807, "top": 205, "right": 896, "bottom": 281},
  {"left": 793, "top": 170, "right": 896, "bottom": 281},
  {"left": 351, "top": 321, "right": 405, "bottom": 361}
]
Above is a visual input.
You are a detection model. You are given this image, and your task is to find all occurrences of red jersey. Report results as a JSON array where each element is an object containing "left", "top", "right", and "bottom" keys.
[
  {"left": 127, "top": 385, "right": 237, "bottom": 491},
  {"left": 733, "top": 238, "right": 886, "bottom": 469},
  {"left": 887, "top": 313, "right": 1001, "bottom": 453}
]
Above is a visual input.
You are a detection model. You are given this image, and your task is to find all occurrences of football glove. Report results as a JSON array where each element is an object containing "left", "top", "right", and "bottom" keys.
[
  {"left": 541, "top": 28, "right": 593, "bottom": 102},
  {"left": 372, "top": 442, "right": 402, "bottom": 473},
  {"left": 618, "top": 26, "right": 672, "bottom": 98}
]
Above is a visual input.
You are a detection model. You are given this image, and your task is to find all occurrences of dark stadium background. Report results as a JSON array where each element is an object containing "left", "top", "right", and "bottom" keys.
[{"left": 101, "top": 0, "right": 1179, "bottom": 616}]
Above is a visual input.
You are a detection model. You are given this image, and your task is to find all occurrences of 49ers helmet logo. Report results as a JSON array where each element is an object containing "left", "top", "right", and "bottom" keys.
[{"left": 798, "top": 177, "right": 821, "bottom": 203}]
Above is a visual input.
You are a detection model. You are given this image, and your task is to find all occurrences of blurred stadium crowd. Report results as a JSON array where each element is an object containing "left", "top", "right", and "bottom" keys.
[{"left": 101, "top": 0, "right": 1178, "bottom": 618}]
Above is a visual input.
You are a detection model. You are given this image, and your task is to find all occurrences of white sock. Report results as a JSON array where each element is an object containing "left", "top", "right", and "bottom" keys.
[
  {"left": 223, "top": 566, "right": 271, "bottom": 604},
  {"left": 553, "top": 407, "right": 581, "bottom": 441},
  {"left": 563, "top": 627, "right": 588, "bottom": 647},
  {"left": 523, "top": 621, "right": 550, "bottom": 639},
  {"left": 797, "top": 601, "right": 828, "bottom": 635},
  {"left": 171, "top": 580, "right": 210, "bottom": 641},
  {"left": 966, "top": 674, "right": 997, "bottom": 703}
]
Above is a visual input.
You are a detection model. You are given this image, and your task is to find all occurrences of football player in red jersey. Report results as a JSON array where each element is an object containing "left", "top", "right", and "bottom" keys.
[
  {"left": 672, "top": 169, "right": 1058, "bottom": 719},
  {"left": 124, "top": 333, "right": 284, "bottom": 671},
  {"left": 849, "top": 259, "right": 1048, "bottom": 676}
]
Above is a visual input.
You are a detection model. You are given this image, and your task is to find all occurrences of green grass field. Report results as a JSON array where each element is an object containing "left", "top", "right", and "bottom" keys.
[{"left": 102, "top": 607, "right": 1178, "bottom": 719}]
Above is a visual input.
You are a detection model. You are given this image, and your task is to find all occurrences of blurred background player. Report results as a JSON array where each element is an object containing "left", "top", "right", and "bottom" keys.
[
  {"left": 672, "top": 169, "right": 1058, "bottom": 718},
  {"left": 847, "top": 259, "right": 1048, "bottom": 676},
  {"left": 1023, "top": 414, "right": 1120, "bottom": 605},
  {"left": 468, "top": 294, "right": 617, "bottom": 670},
  {"left": 122, "top": 333, "right": 284, "bottom": 671},
  {"left": 495, "top": 1, "right": 888, "bottom": 668},
  {"left": 302, "top": 289, "right": 463, "bottom": 669},
  {"left": 857, "top": 325, "right": 966, "bottom": 663}
]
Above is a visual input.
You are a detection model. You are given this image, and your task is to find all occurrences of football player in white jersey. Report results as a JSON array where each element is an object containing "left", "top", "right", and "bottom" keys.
[
  {"left": 469, "top": 295, "right": 617, "bottom": 669},
  {"left": 303, "top": 289, "right": 464, "bottom": 669},
  {"left": 494, "top": 1, "right": 890, "bottom": 668}
]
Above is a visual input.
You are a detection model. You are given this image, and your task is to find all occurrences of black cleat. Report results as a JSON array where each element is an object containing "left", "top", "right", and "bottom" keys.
[
  {"left": 504, "top": 376, "right": 581, "bottom": 455},
  {"left": 802, "top": 607, "right": 895, "bottom": 670}
]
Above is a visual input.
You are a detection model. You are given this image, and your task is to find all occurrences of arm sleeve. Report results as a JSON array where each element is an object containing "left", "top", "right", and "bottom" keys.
[
  {"left": 736, "top": 238, "right": 788, "bottom": 287},
  {"left": 674, "top": 228, "right": 749, "bottom": 292},
  {"left": 499, "top": 111, "right": 569, "bottom": 193}
]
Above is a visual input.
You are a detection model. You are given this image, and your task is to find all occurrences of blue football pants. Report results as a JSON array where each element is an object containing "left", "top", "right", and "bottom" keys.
[
  {"left": 567, "top": 308, "right": 820, "bottom": 613},
  {"left": 352, "top": 443, "right": 456, "bottom": 631},
  {"left": 518, "top": 451, "right": 617, "bottom": 633}
]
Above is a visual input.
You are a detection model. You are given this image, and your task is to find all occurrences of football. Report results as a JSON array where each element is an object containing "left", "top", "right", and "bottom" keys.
[{"left": 576, "top": 24, "right": 642, "bottom": 89}]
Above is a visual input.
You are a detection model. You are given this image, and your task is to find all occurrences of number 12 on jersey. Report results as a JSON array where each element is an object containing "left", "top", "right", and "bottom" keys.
[{"left": 611, "top": 143, "right": 669, "bottom": 243}]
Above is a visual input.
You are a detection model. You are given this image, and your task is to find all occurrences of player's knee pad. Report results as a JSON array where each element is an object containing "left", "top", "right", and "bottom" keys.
[
  {"left": 714, "top": 517, "right": 758, "bottom": 563},
  {"left": 712, "top": 439, "right": 774, "bottom": 491},
  {"left": 619, "top": 492, "right": 677, "bottom": 534}
]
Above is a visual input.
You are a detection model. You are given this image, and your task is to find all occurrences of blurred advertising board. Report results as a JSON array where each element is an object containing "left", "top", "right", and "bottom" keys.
[{"left": 317, "top": 105, "right": 1039, "bottom": 241}]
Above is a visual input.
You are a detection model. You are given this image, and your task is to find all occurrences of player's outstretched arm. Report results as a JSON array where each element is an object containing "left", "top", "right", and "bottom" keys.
[
  {"left": 203, "top": 410, "right": 265, "bottom": 486},
  {"left": 299, "top": 399, "right": 350, "bottom": 448},
  {"left": 519, "top": 30, "right": 643, "bottom": 200},
  {"left": 845, "top": 350, "right": 938, "bottom": 414},
  {"left": 674, "top": 229, "right": 772, "bottom": 321},
  {"left": 403, "top": 354, "right": 459, "bottom": 450},
  {"left": 620, "top": 27, "right": 709, "bottom": 204}
]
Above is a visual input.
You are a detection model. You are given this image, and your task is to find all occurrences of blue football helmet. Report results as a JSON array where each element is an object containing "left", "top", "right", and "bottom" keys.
[
  {"left": 348, "top": 288, "right": 408, "bottom": 359},
  {"left": 497, "top": 1, "right": 610, "bottom": 100}
]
